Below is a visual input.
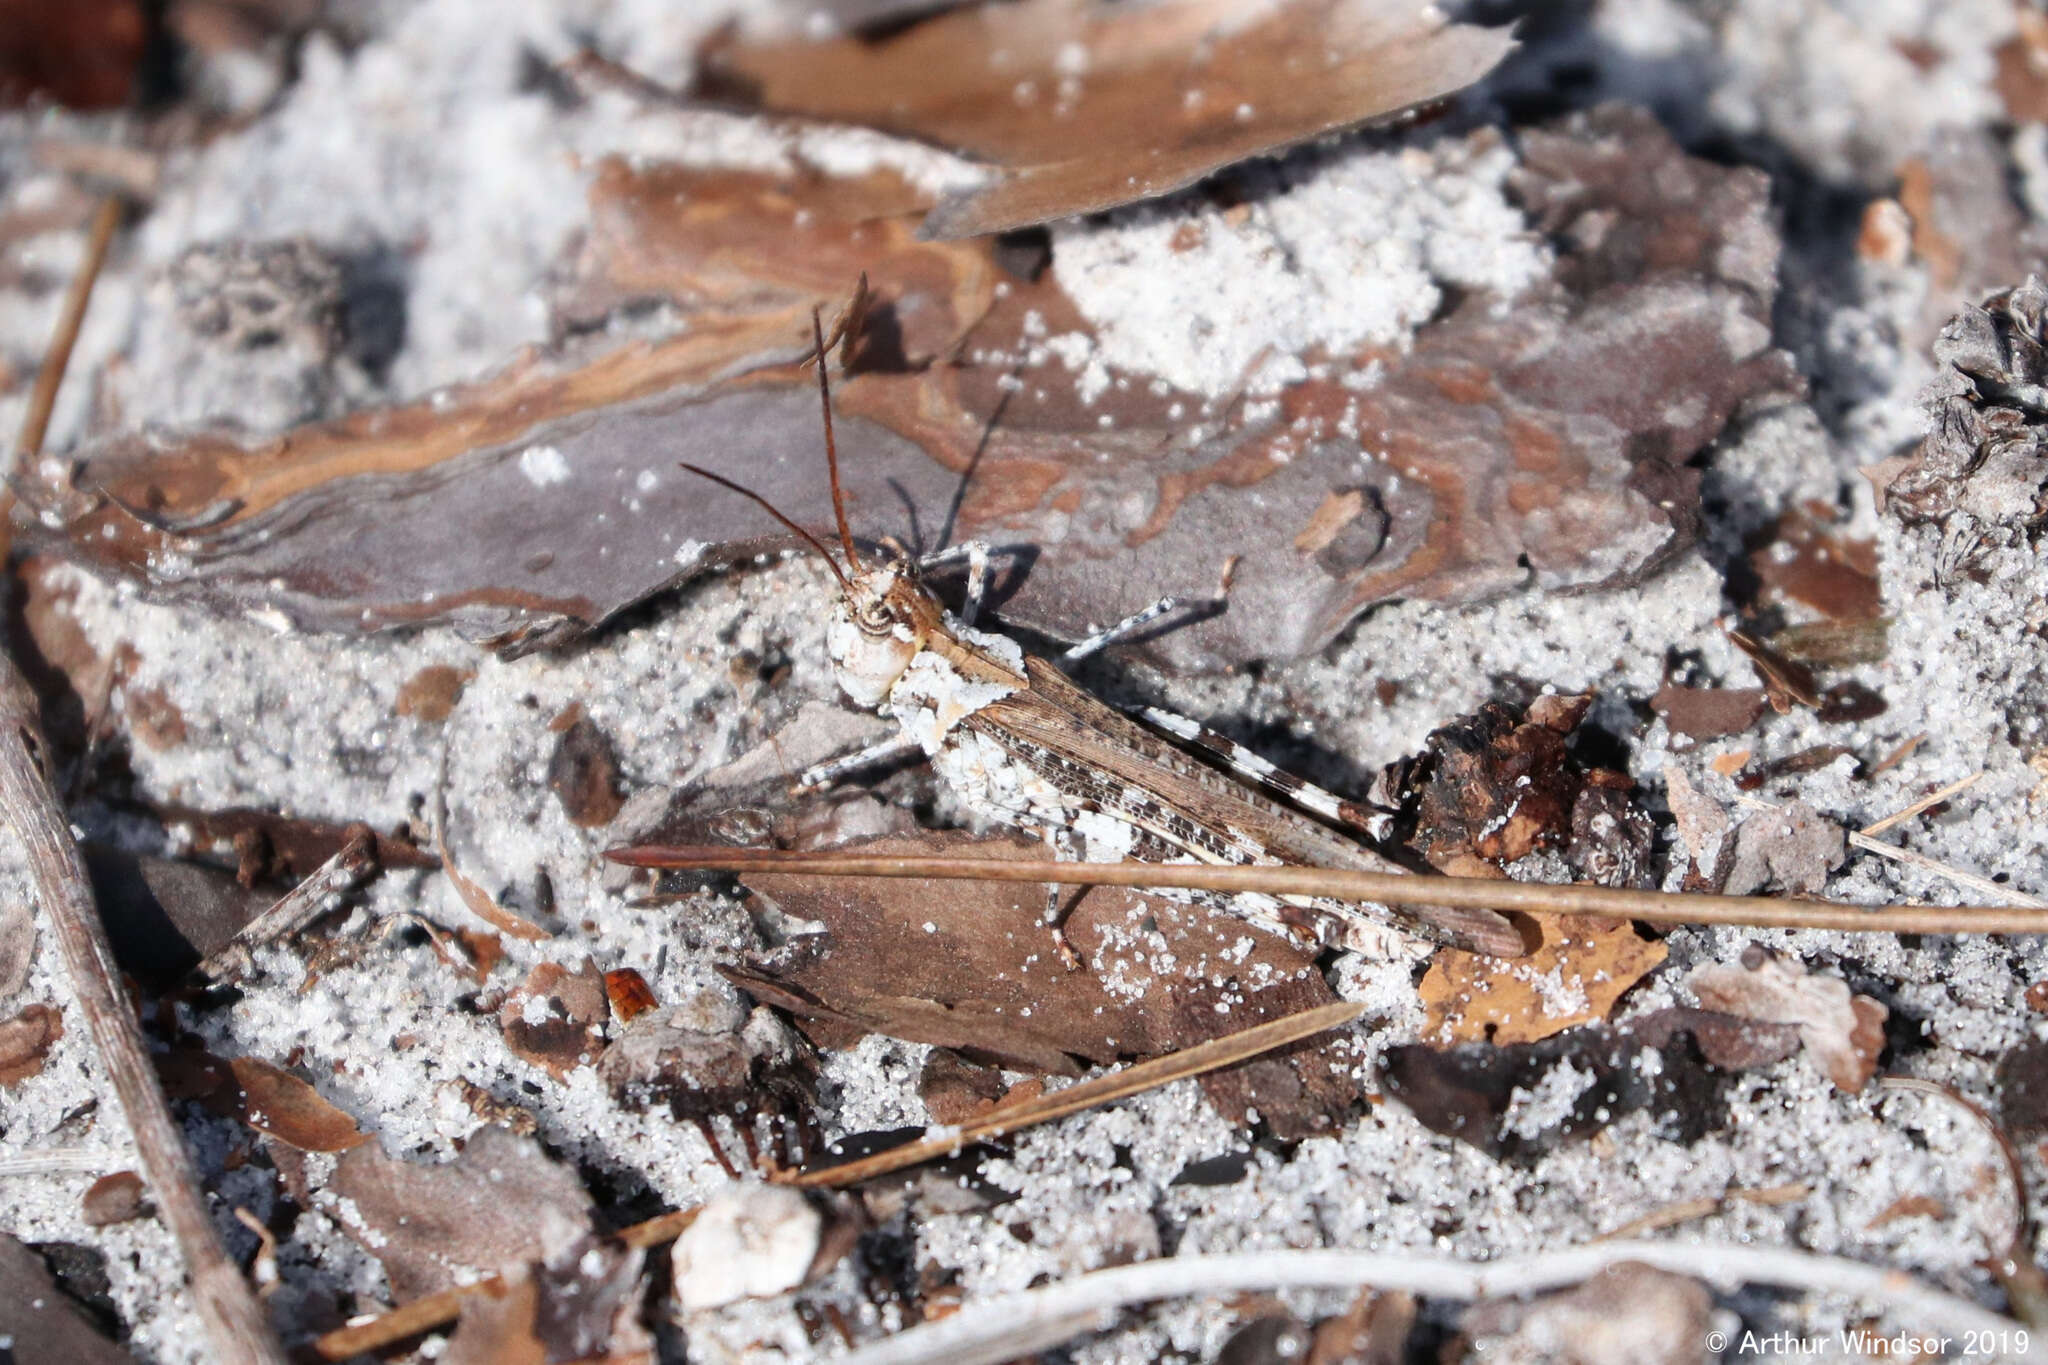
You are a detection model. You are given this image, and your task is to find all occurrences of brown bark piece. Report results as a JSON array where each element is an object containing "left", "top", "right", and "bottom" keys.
[{"left": 698, "top": 0, "right": 1515, "bottom": 238}]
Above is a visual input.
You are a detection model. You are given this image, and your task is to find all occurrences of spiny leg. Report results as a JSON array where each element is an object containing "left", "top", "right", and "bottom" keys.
[
  {"left": 1060, "top": 596, "right": 1186, "bottom": 665},
  {"left": 797, "top": 734, "right": 923, "bottom": 792},
  {"left": 1038, "top": 827, "right": 1084, "bottom": 971},
  {"left": 1133, "top": 705, "right": 1389, "bottom": 840},
  {"left": 918, "top": 540, "right": 996, "bottom": 628}
]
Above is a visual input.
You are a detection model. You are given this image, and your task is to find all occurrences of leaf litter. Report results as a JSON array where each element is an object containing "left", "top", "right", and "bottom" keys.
[{"left": 6, "top": 2, "right": 2048, "bottom": 1360}]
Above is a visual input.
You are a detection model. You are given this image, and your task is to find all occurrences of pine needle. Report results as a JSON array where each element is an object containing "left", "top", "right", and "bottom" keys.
[
  {"left": 607, "top": 846, "right": 2048, "bottom": 935},
  {"left": 785, "top": 1001, "right": 1365, "bottom": 1190}
]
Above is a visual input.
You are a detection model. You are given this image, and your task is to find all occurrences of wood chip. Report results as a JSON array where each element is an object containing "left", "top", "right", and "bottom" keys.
[{"left": 699, "top": 0, "right": 1515, "bottom": 238}]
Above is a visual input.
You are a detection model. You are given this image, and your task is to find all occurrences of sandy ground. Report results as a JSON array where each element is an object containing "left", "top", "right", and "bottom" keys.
[{"left": 4, "top": 1, "right": 2048, "bottom": 1361}]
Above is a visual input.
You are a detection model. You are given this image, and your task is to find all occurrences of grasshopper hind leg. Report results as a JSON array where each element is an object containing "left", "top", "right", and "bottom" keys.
[{"left": 796, "top": 734, "right": 923, "bottom": 792}]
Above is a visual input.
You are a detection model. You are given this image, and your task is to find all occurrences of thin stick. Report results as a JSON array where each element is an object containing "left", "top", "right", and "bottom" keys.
[
  {"left": 312, "top": 1206, "right": 700, "bottom": 1358},
  {"left": 0, "top": 660, "right": 287, "bottom": 1363},
  {"left": 1594, "top": 1182, "right": 1809, "bottom": 1242},
  {"left": 1860, "top": 773, "right": 1984, "bottom": 837},
  {"left": 195, "top": 828, "right": 378, "bottom": 982},
  {"left": 0, "top": 1147, "right": 121, "bottom": 1178},
  {"left": 834, "top": 1242, "right": 2035, "bottom": 1365},
  {"left": 606, "top": 846, "right": 2048, "bottom": 935},
  {"left": 786, "top": 1001, "right": 1365, "bottom": 1190},
  {"left": 1731, "top": 791, "right": 2046, "bottom": 909},
  {"left": 1846, "top": 830, "right": 2048, "bottom": 909},
  {"left": 14, "top": 195, "right": 122, "bottom": 461}
]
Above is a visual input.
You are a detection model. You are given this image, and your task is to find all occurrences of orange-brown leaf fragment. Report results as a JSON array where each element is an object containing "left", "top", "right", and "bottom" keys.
[
  {"left": 0, "top": 1003, "right": 63, "bottom": 1086},
  {"left": 602, "top": 968, "right": 657, "bottom": 1024},
  {"left": 1686, "top": 946, "right": 1888, "bottom": 1091},
  {"left": 228, "top": 1055, "right": 368, "bottom": 1151},
  {"left": 502, "top": 958, "right": 610, "bottom": 1081},
  {"left": 1420, "top": 915, "right": 1665, "bottom": 1046},
  {"left": 395, "top": 664, "right": 474, "bottom": 723},
  {"left": 699, "top": 0, "right": 1516, "bottom": 238}
]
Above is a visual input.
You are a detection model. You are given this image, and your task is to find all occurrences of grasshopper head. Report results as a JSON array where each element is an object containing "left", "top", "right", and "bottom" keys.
[{"left": 827, "top": 553, "right": 944, "bottom": 707}]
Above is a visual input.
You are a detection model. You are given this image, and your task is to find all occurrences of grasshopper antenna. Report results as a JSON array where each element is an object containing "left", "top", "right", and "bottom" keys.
[
  {"left": 811, "top": 306, "right": 864, "bottom": 573},
  {"left": 678, "top": 462, "right": 850, "bottom": 592}
]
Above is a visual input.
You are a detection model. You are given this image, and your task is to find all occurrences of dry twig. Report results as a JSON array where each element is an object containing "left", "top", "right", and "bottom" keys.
[
  {"left": 786, "top": 1001, "right": 1365, "bottom": 1189},
  {"left": 195, "top": 828, "right": 379, "bottom": 982},
  {"left": 0, "top": 660, "right": 288, "bottom": 1363},
  {"left": 833, "top": 1242, "right": 2034, "bottom": 1365}
]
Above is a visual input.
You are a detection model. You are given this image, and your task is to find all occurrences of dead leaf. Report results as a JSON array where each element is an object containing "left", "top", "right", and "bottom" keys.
[
  {"left": 437, "top": 834, "right": 549, "bottom": 942},
  {"left": 1662, "top": 766, "right": 1733, "bottom": 892},
  {"left": 1686, "top": 946, "right": 1888, "bottom": 1090},
  {"left": 500, "top": 958, "right": 610, "bottom": 1080},
  {"left": 1721, "top": 800, "right": 1845, "bottom": 897},
  {"left": 395, "top": 664, "right": 474, "bottom": 723},
  {"left": 547, "top": 714, "right": 625, "bottom": 827},
  {"left": 443, "top": 1237, "right": 653, "bottom": 1365},
  {"left": 0, "top": 1003, "right": 63, "bottom": 1086},
  {"left": 1749, "top": 505, "right": 1883, "bottom": 623},
  {"left": 227, "top": 1055, "right": 369, "bottom": 1152},
  {"left": 80, "top": 1171, "right": 149, "bottom": 1228},
  {"left": 699, "top": 0, "right": 1515, "bottom": 238},
  {"left": 919, "top": 1049, "right": 1009, "bottom": 1127},
  {"left": 1419, "top": 915, "right": 1664, "bottom": 1046},
  {"left": 0, "top": 1232, "right": 138, "bottom": 1365},
  {"left": 1381, "top": 1007, "right": 1791, "bottom": 1162},
  {"left": 1651, "top": 684, "right": 1768, "bottom": 741},
  {"left": 1996, "top": 1039, "right": 2048, "bottom": 1141},
  {"left": 327, "top": 1126, "right": 594, "bottom": 1301},
  {"left": 727, "top": 830, "right": 1363, "bottom": 1135}
]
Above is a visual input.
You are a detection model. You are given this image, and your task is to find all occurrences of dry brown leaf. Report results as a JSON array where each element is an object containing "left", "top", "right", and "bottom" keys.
[
  {"left": 0, "top": 998, "right": 62, "bottom": 1080},
  {"left": 1686, "top": 946, "right": 1888, "bottom": 1091},
  {"left": 699, "top": 0, "right": 1515, "bottom": 238},
  {"left": 80, "top": 1170, "right": 149, "bottom": 1227},
  {"left": 0, "top": 1002, "right": 63, "bottom": 1085},
  {"left": 0, "top": 1231, "right": 138, "bottom": 1365},
  {"left": 731, "top": 830, "right": 1361, "bottom": 1136},
  {"left": 227, "top": 1055, "right": 369, "bottom": 1152},
  {"left": 1419, "top": 914, "right": 1665, "bottom": 1046},
  {"left": 327, "top": 1126, "right": 595, "bottom": 1301},
  {"left": 395, "top": 664, "right": 474, "bottom": 723},
  {"left": 500, "top": 958, "right": 610, "bottom": 1080}
]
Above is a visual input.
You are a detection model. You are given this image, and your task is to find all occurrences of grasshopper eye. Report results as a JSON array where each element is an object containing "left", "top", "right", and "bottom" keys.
[{"left": 856, "top": 604, "right": 893, "bottom": 634}]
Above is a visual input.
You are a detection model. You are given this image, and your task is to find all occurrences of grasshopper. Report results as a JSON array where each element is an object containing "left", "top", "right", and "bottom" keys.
[{"left": 625, "top": 313, "right": 1524, "bottom": 962}]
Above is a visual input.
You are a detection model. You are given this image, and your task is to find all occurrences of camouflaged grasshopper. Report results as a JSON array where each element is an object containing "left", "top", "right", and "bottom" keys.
[{"left": 619, "top": 313, "right": 1523, "bottom": 962}]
